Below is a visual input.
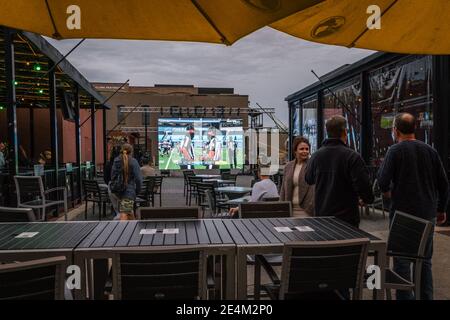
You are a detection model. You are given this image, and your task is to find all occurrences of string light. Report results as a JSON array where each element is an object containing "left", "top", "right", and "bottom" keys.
[{"left": 33, "top": 63, "right": 41, "bottom": 71}]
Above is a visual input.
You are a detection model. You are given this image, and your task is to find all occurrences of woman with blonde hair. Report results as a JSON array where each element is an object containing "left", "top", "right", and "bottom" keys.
[
  {"left": 280, "top": 136, "right": 315, "bottom": 217},
  {"left": 110, "top": 144, "right": 143, "bottom": 220}
]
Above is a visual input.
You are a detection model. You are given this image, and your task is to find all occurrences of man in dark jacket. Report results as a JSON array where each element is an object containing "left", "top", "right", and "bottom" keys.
[
  {"left": 305, "top": 116, "right": 373, "bottom": 227},
  {"left": 378, "top": 113, "right": 448, "bottom": 300}
]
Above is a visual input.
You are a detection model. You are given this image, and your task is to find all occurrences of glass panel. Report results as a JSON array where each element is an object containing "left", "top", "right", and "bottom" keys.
[
  {"left": 302, "top": 95, "right": 318, "bottom": 153},
  {"left": 370, "top": 56, "right": 433, "bottom": 167},
  {"left": 291, "top": 100, "right": 301, "bottom": 137},
  {"left": 322, "top": 78, "right": 362, "bottom": 152}
]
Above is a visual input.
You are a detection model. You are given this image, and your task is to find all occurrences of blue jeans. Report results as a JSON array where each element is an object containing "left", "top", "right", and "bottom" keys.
[{"left": 390, "top": 214, "right": 435, "bottom": 300}]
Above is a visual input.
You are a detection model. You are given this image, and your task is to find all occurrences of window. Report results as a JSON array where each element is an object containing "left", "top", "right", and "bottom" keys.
[
  {"left": 302, "top": 95, "right": 318, "bottom": 153},
  {"left": 369, "top": 56, "right": 433, "bottom": 166},
  {"left": 141, "top": 105, "right": 150, "bottom": 125},
  {"left": 322, "top": 78, "right": 362, "bottom": 152},
  {"left": 117, "top": 105, "right": 125, "bottom": 123}
]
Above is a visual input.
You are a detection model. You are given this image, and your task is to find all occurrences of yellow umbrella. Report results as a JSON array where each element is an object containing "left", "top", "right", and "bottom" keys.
[
  {"left": 271, "top": 0, "right": 450, "bottom": 54},
  {"left": 0, "top": 0, "right": 323, "bottom": 44}
]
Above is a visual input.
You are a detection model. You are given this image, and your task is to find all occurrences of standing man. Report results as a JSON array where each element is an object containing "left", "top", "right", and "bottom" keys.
[
  {"left": 378, "top": 113, "right": 448, "bottom": 300},
  {"left": 305, "top": 116, "right": 373, "bottom": 227}
]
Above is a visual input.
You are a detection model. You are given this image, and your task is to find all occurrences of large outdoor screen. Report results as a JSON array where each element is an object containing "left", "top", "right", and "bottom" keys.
[{"left": 158, "top": 118, "right": 244, "bottom": 170}]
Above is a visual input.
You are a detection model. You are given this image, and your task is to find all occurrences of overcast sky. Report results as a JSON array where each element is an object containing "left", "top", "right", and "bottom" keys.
[{"left": 48, "top": 27, "right": 373, "bottom": 127}]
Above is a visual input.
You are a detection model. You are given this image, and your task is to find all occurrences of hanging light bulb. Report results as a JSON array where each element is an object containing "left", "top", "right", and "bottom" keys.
[{"left": 33, "top": 63, "right": 42, "bottom": 71}]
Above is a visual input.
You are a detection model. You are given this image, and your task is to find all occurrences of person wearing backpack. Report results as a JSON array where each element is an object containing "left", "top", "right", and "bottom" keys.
[{"left": 110, "top": 144, "right": 143, "bottom": 220}]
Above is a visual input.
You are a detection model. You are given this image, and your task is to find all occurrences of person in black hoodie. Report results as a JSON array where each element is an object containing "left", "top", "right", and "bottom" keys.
[{"left": 305, "top": 116, "right": 373, "bottom": 227}]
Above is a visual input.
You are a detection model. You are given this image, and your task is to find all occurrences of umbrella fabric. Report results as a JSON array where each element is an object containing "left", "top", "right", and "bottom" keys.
[
  {"left": 271, "top": 0, "right": 450, "bottom": 54},
  {"left": 0, "top": 0, "right": 323, "bottom": 44}
]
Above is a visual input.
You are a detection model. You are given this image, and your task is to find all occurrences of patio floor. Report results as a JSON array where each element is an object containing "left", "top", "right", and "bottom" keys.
[{"left": 64, "top": 176, "right": 450, "bottom": 300}]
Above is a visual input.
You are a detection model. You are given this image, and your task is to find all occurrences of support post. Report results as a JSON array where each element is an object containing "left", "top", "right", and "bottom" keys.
[
  {"left": 74, "top": 86, "right": 82, "bottom": 203},
  {"left": 48, "top": 59, "right": 59, "bottom": 188},
  {"left": 91, "top": 96, "right": 97, "bottom": 176}
]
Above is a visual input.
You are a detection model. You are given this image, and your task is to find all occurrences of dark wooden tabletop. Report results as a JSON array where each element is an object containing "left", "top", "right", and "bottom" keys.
[
  {"left": 222, "top": 217, "right": 381, "bottom": 245},
  {"left": 77, "top": 220, "right": 235, "bottom": 249},
  {"left": 0, "top": 222, "right": 99, "bottom": 250}
]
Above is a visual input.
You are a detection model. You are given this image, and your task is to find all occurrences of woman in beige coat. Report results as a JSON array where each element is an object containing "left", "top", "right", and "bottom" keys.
[{"left": 280, "top": 136, "right": 315, "bottom": 217}]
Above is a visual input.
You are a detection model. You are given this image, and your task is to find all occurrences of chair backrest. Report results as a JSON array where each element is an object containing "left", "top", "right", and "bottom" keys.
[
  {"left": 0, "top": 256, "right": 66, "bottom": 300},
  {"left": 14, "top": 176, "right": 45, "bottom": 205},
  {"left": 187, "top": 176, "right": 203, "bottom": 187},
  {"left": 262, "top": 196, "right": 280, "bottom": 202},
  {"left": 235, "top": 175, "right": 254, "bottom": 188},
  {"left": 82, "top": 179, "right": 101, "bottom": 196},
  {"left": 138, "top": 207, "right": 201, "bottom": 220},
  {"left": 387, "top": 211, "right": 433, "bottom": 259},
  {"left": 239, "top": 201, "right": 292, "bottom": 219},
  {"left": 148, "top": 176, "right": 163, "bottom": 185},
  {"left": 113, "top": 249, "right": 206, "bottom": 300},
  {"left": 279, "top": 239, "right": 370, "bottom": 300},
  {"left": 183, "top": 170, "right": 195, "bottom": 179},
  {"left": 0, "top": 207, "right": 36, "bottom": 222}
]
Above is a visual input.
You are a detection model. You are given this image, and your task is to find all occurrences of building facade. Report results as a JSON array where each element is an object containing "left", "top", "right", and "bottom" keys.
[
  {"left": 94, "top": 83, "right": 250, "bottom": 165},
  {"left": 286, "top": 53, "right": 450, "bottom": 173}
]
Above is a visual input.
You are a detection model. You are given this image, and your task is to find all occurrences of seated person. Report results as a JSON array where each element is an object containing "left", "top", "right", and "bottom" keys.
[
  {"left": 229, "top": 165, "right": 279, "bottom": 217},
  {"left": 140, "top": 157, "right": 157, "bottom": 177}
]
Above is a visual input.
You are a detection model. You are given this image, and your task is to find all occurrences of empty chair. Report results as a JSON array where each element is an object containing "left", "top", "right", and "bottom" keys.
[
  {"left": 186, "top": 176, "right": 203, "bottom": 205},
  {"left": 235, "top": 175, "right": 254, "bottom": 188},
  {"left": 136, "top": 178, "right": 156, "bottom": 208},
  {"left": 384, "top": 211, "right": 434, "bottom": 300},
  {"left": 0, "top": 207, "right": 36, "bottom": 222},
  {"left": 182, "top": 170, "right": 195, "bottom": 196},
  {"left": 262, "top": 239, "right": 370, "bottom": 300},
  {"left": 147, "top": 176, "right": 163, "bottom": 207},
  {"left": 0, "top": 256, "right": 66, "bottom": 300},
  {"left": 14, "top": 176, "right": 68, "bottom": 221},
  {"left": 371, "top": 179, "right": 386, "bottom": 219},
  {"left": 239, "top": 201, "right": 292, "bottom": 219},
  {"left": 82, "top": 180, "right": 110, "bottom": 220},
  {"left": 112, "top": 249, "right": 207, "bottom": 300},
  {"left": 138, "top": 207, "right": 201, "bottom": 220}
]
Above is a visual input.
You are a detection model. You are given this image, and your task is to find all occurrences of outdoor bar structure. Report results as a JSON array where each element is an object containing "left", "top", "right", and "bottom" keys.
[
  {"left": 286, "top": 53, "right": 450, "bottom": 174},
  {"left": 0, "top": 27, "right": 109, "bottom": 209}
]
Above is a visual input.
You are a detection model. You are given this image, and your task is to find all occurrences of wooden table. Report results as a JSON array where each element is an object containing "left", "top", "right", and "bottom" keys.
[
  {"left": 196, "top": 174, "right": 222, "bottom": 179},
  {"left": 74, "top": 219, "right": 236, "bottom": 300},
  {"left": 222, "top": 217, "right": 387, "bottom": 300},
  {"left": 203, "top": 179, "right": 235, "bottom": 186},
  {"left": 0, "top": 221, "right": 98, "bottom": 264}
]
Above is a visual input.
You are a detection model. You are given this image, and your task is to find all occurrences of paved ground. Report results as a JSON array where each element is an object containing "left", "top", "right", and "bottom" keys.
[{"left": 65, "top": 177, "right": 450, "bottom": 300}]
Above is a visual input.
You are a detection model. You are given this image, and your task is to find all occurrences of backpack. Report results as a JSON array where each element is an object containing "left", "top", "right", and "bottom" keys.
[{"left": 110, "top": 161, "right": 127, "bottom": 194}]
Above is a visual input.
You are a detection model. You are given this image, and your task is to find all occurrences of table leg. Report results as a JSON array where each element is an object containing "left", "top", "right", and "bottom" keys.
[
  {"left": 73, "top": 253, "right": 87, "bottom": 300},
  {"left": 224, "top": 250, "right": 236, "bottom": 300},
  {"left": 92, "top": 258, "right": 109, "bottom": 300},
  {"left": 236, "top": 248, "right": 248, "bottom": 300},
  {"left": 373, "top": 243, "right": 386, "bottom": 300}
]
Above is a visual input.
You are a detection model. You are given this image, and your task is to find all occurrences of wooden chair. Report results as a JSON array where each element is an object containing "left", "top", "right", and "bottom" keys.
[
  {"left": 14, "top": 176, "right": 67, "bottom": 221},
  {"left": 147, "top": 176, "right": 163, "bottom": 207},
  {"left": 0, "top": 256, "right": 66, "bottom": 300},
  {"left": 262, "top": 239, "right": 370, "bottom": 300},
  {"left": 239, "top": 201, "right": 292, "bottom": 219},
  {"left": 384, "top": 211, "right": 433, "bottom": 300},
  {"left": 235, "top": 175, "right": 254, "bottom": 188},
  {"left": 82, "top": 180, "right": 110, "bottom": 220},
  {"left": 0, "top": 206, "right": 36, "bottom": 222},
  {"left": 112, "top": 248, "right": 207, "bottom": 300},
  {"left": 138, "top": 207, "right": 201, "bottom": 220},
  {"left": 183, "top": 170, "right": 195, "bottom": 196}
]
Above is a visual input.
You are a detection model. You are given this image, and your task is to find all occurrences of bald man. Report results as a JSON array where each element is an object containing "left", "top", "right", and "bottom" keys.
[{"left": 378, "top": 112, "right": 448, "bottom": 300}]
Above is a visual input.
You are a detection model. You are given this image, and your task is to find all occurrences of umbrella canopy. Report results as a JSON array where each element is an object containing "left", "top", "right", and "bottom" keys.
[
  {"left": 271, "top": 0, "right": 450, "bottom": 54},
  {"left": 0, "top": 0, "right": 323, "bottom": 44}
]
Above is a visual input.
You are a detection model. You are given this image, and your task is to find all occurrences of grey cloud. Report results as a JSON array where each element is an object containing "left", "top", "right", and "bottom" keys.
[{"left": 47, "top": 27, "right": 373, "bottom": 126}]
